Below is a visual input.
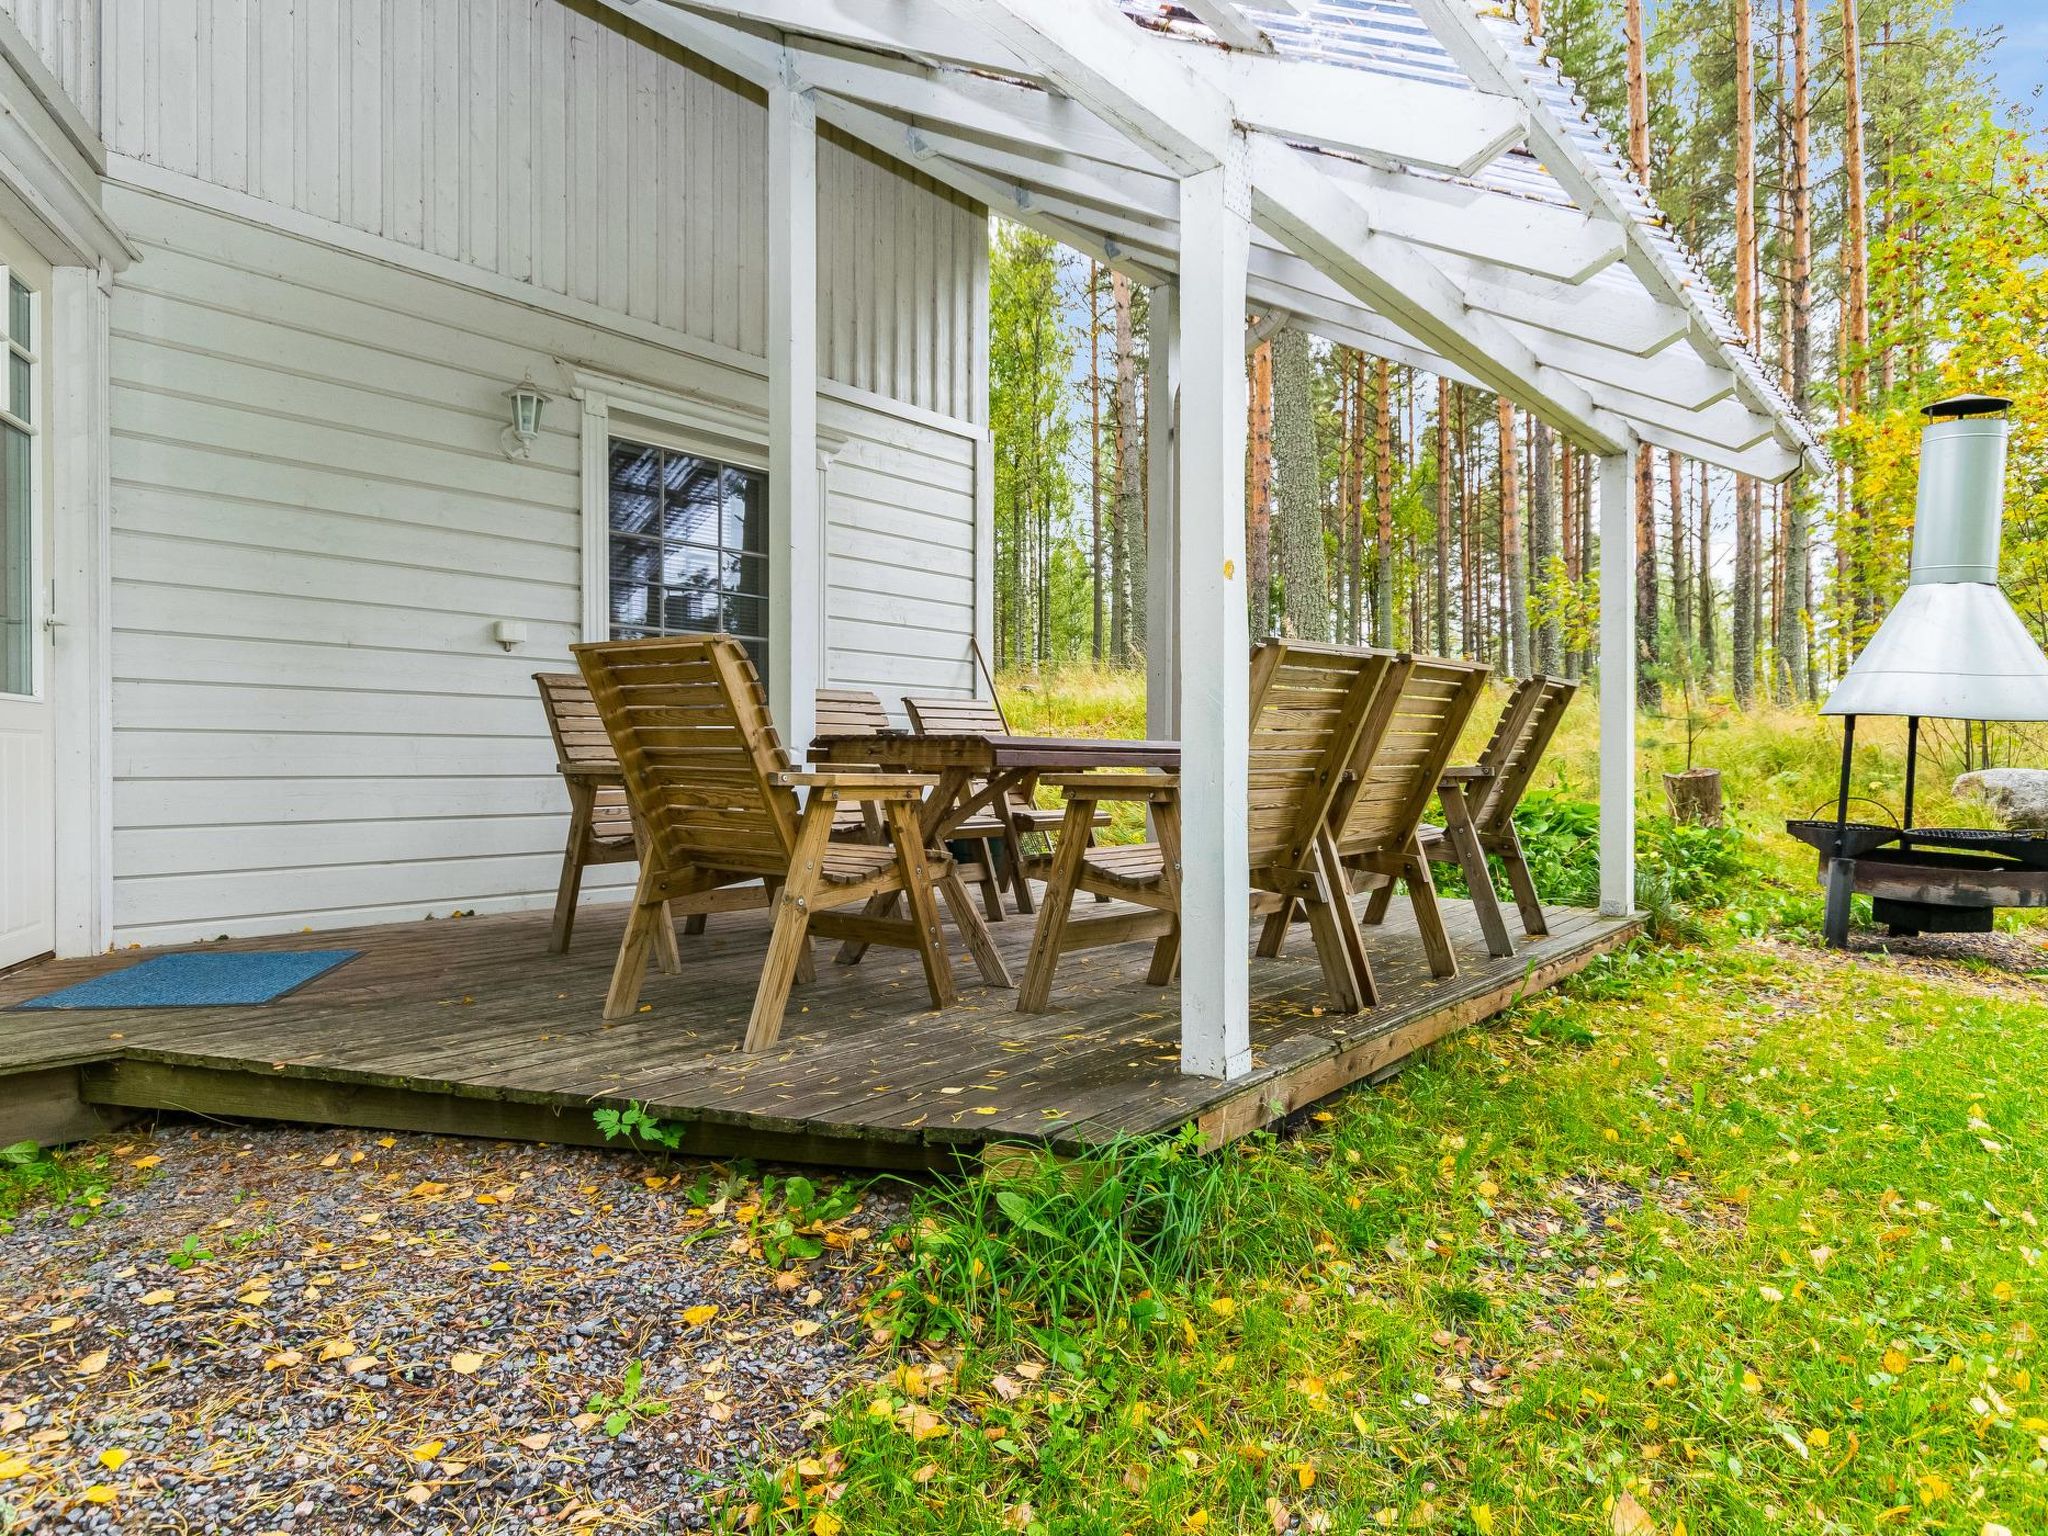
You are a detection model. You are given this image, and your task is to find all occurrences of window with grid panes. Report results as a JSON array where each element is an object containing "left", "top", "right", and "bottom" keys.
[
  {"left": 605, "top": 438, "right": 768, "bottom": 673},
  {"left": 1, "top": 275, "right": 34, "bottom": 697}
]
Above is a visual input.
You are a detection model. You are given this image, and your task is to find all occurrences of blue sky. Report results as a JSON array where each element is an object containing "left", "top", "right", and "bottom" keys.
[{"left": 1957, "top": 0, "right": 2047, "bottom": 125}]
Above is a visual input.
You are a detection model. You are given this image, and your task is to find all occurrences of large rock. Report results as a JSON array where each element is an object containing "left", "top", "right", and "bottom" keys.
[{"left": 1952, "top": 768, "right": 2048, "bottom": 831}]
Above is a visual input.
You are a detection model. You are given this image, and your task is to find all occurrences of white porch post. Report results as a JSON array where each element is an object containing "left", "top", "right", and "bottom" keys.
[
  {"left": 1144, "top": 281, "right": 1180, "bottom": 741},
  {"left": 1597, "top": 449, "right": 1636, "bottom": 916},
  {"left": 767, "top": 76, "right": 822, "bottom": 752},
  {"left": 1176, "top": 150, "right": 1253, "bottom": 1080}
]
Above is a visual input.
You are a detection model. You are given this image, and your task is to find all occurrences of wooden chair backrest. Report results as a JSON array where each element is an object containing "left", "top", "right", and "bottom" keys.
[
  {"left": 571, "top": 634, "right": 798, "bottom": 878},
  {"left": 1468, "top": 676, "right": 1578, "bottom": 835},
  {"left": 1245, "top": 641, "right": 1401, "bottom": 872},
  {"left": 902, "top": 695, "right": 1009, "bottom": 737},
  {"left": 534, "top": 672, "right": 617, "bottom": 772},
  {"left": 816, "top": 688, "right": 894, "bottom": 738},
  {"left": 1330, "top": 654, "right": 1491, "bottom": 858},
  {"left": 535, "top": 672, "right": 635, "bottom": 841}
]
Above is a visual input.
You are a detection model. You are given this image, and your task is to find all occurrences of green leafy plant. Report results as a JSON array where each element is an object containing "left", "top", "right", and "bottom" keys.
[
  {"left": 592, "top": 1100, "right": 684, "bottom": 1151},
  {"left": 585, "top": 1359, "right": 668, "bottom": 1437},
  {"left": 748, "top": 1173, "right": 859, "bottom": 1268},
  {"left": 166, "top": 1233, "right": 215, "bottom": 1270}
]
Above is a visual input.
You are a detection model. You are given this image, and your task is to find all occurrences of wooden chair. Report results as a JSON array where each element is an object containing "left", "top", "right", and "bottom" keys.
[
  {"left": 574, "top": 635, "right": 1010, "bottom": 1050},
  {"left": 1016, "top": 642, "right": 1402, "bottom": 1015},
  {"left": 535, "top": 672, "right": 687, "bottom": 962},
  {"left": 823, "top": 689, "right": 1006, "bottom": 920},
  {"left": 1303, "top": 654, "right": 1492, "bottom": 981},
  {"left": 1419, "top": 675, "right": 1579, "bottom": 953},
  {"left": 901, "top": 693, "right": 1110, "bottom": 916}
]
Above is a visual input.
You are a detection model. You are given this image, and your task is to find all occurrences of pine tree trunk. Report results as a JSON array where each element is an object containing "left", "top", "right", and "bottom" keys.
[
  {"left": 1373, "top": 358, "right": 1395, "bottom": 646},
  {"left": 1110, "top": 272, "right": 1142, "bottom": 665},
  {"left": 1499, "top": 397, "right": 1529, "bottom": 677},
  {"left": 1841, "top": 0, "right": 1872, "bottom": 645},
  {"left": 1271, "top": 326, "right": 1330, "bottom": 642},
  {"left": 1348, "top": 351, "right": 1366, "bottom": 645},
  {"left": 1434, "top": 378, "right": 1453, "bottom": 655},
  {"left": 1669, "top": 451, "right": 1690, "bottom": 654},
  {"left": 1532, "top": 418, "right": 1561, "bottom": 673},
  {"left": 1730, "top": 0, "right": 1759, "bottom": 710},
  {"left": 1088, "top": 263, "right": 1105, "bottom": 663},
  {"left": 1248, "top": 335, "right": 1275, "bottom": 641},
  {"left": 1697, "top": 459, "right": 1714, "bottom": 667}
]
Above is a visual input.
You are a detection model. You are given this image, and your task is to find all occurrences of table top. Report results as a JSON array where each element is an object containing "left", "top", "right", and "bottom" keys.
[{"left": 812, "top": 732, "right": 1180, "bottom": 773}]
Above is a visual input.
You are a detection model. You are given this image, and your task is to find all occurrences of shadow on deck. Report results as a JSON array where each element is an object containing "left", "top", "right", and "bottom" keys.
[{"left": 0, "top": 893, "right": 1638, "bottom": 1168}]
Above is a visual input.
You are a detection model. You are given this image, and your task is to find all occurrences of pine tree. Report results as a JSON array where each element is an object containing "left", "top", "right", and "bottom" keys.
[
  {"left": 1272, "top": 327, "right": 1331, "bottom": 642},
  {"left": 1500, "top": 398, "right": 1530, "bottom": 677},
  {"left": 1731, "top": 0, "right": 1760, "bottom": 709},
  {"left": 1373, "top": 358, "right": 1395, "bottom": 646},
  {"left": 1248, "top": 335, "right": 1275, "bottom": 640}
]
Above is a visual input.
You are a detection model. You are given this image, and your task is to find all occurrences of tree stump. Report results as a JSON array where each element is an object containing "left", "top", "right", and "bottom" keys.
[{"left": 1664, "top": 768, "right": 1724, "bottom": 827}]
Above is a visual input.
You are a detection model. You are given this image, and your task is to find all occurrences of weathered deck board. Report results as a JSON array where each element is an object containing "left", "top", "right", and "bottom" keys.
[{"left": 1, "top": 893, "right": 1637, "bottom": 1166}]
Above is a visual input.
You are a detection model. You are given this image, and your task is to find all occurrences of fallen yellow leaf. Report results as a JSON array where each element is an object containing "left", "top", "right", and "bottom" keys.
[
  {"left": 0, "top": 1457, "right": 32, "bottom": 1480},
  {"left": 130, "top": 1155, "right": 161, "bottom": 1171},
  {"left": 683, "top": 1304, "right": 720, "bottom": 1327},
  {"left": 791, "top": 1319, "right": 823, "bottom": 1339},
  {"left": 139, "top": 1289, "right": 175, "bottom": 1307},
  {"left": 82, "top": 1484, "right": 117, "bottom": 1504},
  {"left": 1611, "top": 1492, "right": 1655, "bottom": 1535},
  {"left": 448, "top": 1351, "right": 485, "bottom": 1375},
  {"left": 75, "top": 1349, "right": 110, "bottom": 1377},
  {"left": 97, "top": 1448, "right": 129, "bottom": 1472}
]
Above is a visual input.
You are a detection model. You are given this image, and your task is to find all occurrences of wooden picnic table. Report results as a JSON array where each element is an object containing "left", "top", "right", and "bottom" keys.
[{"left": 811, "top": 731, "right": 1180, "bottom": 842}]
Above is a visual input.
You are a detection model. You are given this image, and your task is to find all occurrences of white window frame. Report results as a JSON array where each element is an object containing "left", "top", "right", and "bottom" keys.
[
  {"left": 0, "top": 264, "right": 42, "bottom": 701},
  {"left": 562, "top": 362, "right": 842, "bottom": 723}
]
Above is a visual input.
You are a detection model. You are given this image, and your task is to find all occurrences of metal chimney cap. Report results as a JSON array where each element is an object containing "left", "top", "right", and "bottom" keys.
[{"left": 1922, "top": 393, "right": 2012, "bottom": 419}]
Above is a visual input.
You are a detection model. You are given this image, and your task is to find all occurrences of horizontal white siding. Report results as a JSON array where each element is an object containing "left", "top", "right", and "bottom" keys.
[
  {"left": 101, "top": 0, "right": 985, "bottom": 421},
  {"left": 105, "top": 183, "right": 983, "bottom": 944},
  {"left": 0, "top": 0, "right": 98, "bottom": 133}
]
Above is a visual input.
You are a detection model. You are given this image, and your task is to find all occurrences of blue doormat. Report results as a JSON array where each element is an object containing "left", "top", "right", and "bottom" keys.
[{"left": 9, "top": 950, "right": 360, "bottom": 1010}]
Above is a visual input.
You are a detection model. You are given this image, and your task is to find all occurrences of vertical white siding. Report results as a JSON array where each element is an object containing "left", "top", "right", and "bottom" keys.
[
  {"left": 100, "top": 0, "right": 986, "bottom": 421},
  {"left": 0, "top": 0, "right": 98, "bottom": 132},
  {"left": 104, "top": 184, "right": 982, "bottom": 943}
]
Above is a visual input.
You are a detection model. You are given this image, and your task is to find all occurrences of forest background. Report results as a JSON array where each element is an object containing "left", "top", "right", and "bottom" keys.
[{"left": 987, "top": 0, "right": 2047, "bottom": 738}]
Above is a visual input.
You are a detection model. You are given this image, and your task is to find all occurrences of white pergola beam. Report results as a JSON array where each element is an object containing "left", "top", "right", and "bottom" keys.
[
  {"left": 1461, "top": 268, "right": 1691, "bottom": 356},
  {"left": 1175, "top": 151, "right": 1254, "bottom": 1081},
  {"left": 1248, "top": 133, "right": 1627, "bottom": 453},
  {"left": 936, "top": 0, "right": 1229, "bottom": 176},
  {"left": 1597, "top": 451, "right": 1635, "bottom": 916},
  {"left": 1317, "top": 160, "right": 1621, "bottom": 282},
  {"left": 1405, "top": 0, "right": 1820, "bottom": 479},
  {"left": 1177, "top": 0, "right": 1275, "bottom": 52},
  {"left": 1189, "top": 48, "right": 1527, "bottom": 178},
  {"left": 670, "top": 0, "right": 1028, "bottom": 75}
]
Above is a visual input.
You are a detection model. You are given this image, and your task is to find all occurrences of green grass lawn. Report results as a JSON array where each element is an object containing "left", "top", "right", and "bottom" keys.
[
  {"left": 741, "top": 934, "right": 2047, "bottom": 1535},
  {"left": 718, "top": 668, "right": 2048, "bottom": 1535}
]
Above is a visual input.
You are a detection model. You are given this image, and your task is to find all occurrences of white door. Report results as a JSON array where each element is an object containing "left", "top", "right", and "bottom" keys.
[{"left": 0, "top": 226, "right": 52, "bottom": 970}]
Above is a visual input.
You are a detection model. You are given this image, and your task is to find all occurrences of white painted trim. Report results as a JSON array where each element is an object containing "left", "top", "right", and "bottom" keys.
[
  {"left": 766, "top": 79, "right": 823, "bottom": 753},
  {"left": 1144, "top": 280, "right": 1180, "bottom": 741},
  {"left": 48, "top": 262, "right": 112, "bottom": 956},
  {"left": 563, "top": 360, "right": 848, "bottom": 665},
  {"left": 1174, "top": 152, "right": 1253, "bottom": 1082},
  {"left": 104, "top": 156, "right": 985, "bottom": 446},
  {"left": 0, "top": 59, "right": 132, "bottom": 271},
  {"left": 1597, "top": 450, "right": 1636, "bottom": 917}
]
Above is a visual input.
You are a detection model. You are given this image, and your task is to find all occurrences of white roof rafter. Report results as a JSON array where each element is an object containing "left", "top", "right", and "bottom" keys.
[{"left": 614, "top": 0, "right": 1820, "bottom": 480}]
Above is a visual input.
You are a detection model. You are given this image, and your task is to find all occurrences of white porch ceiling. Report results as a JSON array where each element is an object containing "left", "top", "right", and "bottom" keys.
[{"left": 610, "top": 0, "right": 1822, "bottom": 481}]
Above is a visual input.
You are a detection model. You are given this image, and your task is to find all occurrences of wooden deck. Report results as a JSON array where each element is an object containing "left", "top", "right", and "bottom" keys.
[{"left": 0, "top": 893, "right": 1637, "bottom": 1168}]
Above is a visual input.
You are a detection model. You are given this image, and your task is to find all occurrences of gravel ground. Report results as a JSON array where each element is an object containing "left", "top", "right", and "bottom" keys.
[{"left": 0, "top": 1123, "right": 911, "bottom": 1534}]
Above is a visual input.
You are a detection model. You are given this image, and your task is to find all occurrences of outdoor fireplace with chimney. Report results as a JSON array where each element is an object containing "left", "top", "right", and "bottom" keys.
[{"left": 1789, "top": 394, "right": 2048, "bottom": 947}]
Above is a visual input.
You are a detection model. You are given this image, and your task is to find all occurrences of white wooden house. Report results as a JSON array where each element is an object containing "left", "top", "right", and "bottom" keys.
[{"left": 0, "top": 0, "right": 1819, "bottom": 1090}]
